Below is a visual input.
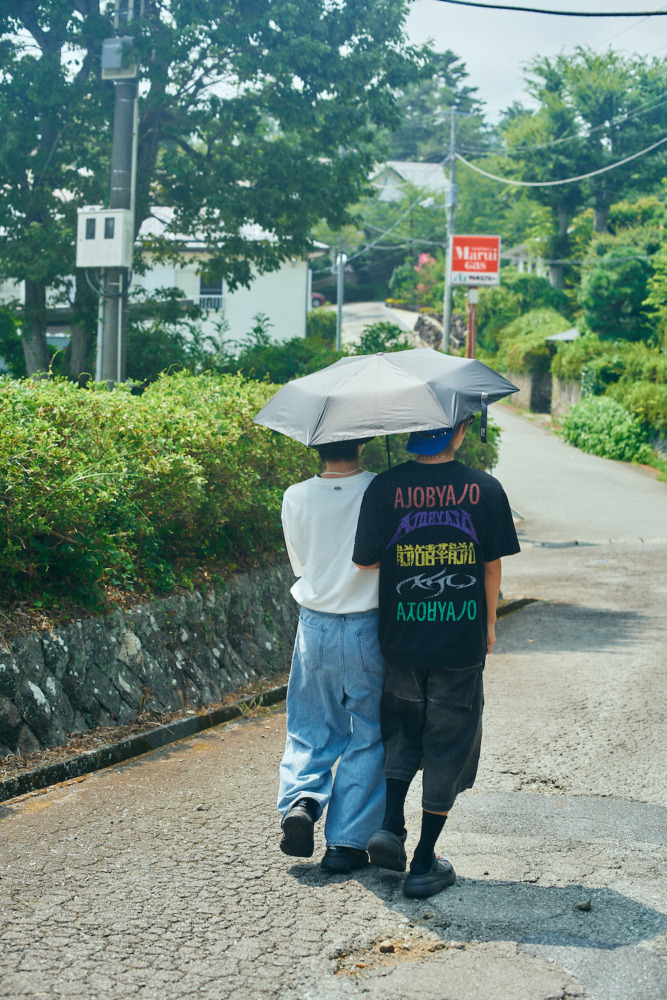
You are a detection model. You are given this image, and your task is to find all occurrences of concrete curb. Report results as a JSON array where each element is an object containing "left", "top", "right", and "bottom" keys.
[
  {"left": 0, "top": 683, "right": 288, "bottom": 804},
  {"left": 0, "top": 600, "right": 536, "bottom": 804}
]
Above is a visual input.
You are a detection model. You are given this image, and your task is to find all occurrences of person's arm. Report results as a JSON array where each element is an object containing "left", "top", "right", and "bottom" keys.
[
  {"left": 484, "top": 559, "right": 502, "bottom": 654},
  {"left": 352, "top": 482, "right": 382, "bottom": 570},
  {"left": 281, "top": 497, "right": 303, "bottom": 577}
]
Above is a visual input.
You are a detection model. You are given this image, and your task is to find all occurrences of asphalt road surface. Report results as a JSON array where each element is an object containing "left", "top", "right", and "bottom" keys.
[{"left": 1, "top": 409, "right": 666, "bottom": 1000}]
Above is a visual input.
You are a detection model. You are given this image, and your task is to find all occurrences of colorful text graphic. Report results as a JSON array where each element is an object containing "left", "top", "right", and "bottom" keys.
[
  {"left": 394, "top": 483, "right": 479, "bottom": 509},
  {"left": 396, "top": 541, "right": 476, "bottom": 567},
  {"left": 387, "top": 509, "right": 479, "bottom": 548},
  {"left": 396, "top": 599, "right": 478, "bottom": 622}
]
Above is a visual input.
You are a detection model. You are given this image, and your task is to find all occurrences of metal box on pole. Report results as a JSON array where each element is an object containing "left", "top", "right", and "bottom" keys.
[{"left": 76, "top": 208, "right": 134, "bottom": 269}]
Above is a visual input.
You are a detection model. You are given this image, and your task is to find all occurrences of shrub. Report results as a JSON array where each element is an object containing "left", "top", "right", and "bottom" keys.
[
  {"left": 551, "top": 337, "right": 667, "bottom": 392},
  {"left": 0, "top": 307, "right": 27, "bottom": 378},
  {"left": 306, "top": 308, "right": 337, "bottom": 345},
  {"left": 352, "top": 322, "right": 408, "bottom": 355},
  {"left": 495, "top": 308, "right": 571, "bottom": 375},
  {"left": 477, "top": 270, "right": 572, "bottom": 353},
  {"left": 0, "top": 373, "right": 315, "bottom": 607},
  {"left": 551, "top": 333, "right": 608, "bottom": 383},
  {"left": 607, "top": 380, "right": 667, "bottom": 436},
  {"left": 560, "top": 396, "right": 652, "bottom": 464}
]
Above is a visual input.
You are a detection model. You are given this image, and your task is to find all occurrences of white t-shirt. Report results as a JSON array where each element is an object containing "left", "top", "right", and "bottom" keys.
[{"left": 281, "top": 472, "right": 379, "bottom": 614}]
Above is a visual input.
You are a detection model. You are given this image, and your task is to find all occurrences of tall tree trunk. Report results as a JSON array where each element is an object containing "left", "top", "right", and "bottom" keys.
[
  {"left": 593, "top": 204, "right": 610, "bottom": 234},
  {"left": 548, "top": 206, "right": 570, "bottom": 291},
  {"left": 67, "top": 273, "right": 97, "bottom": 381},
  {"left": 22, "top": 279, "right": 51, "bottom": 374}
]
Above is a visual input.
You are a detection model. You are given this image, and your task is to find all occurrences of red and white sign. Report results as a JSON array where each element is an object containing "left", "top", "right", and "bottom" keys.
[{"left": 450, "top": 234, "right": 501, "bottom": 286}]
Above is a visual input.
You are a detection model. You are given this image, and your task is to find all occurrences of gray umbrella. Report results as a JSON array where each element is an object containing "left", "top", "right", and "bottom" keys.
[{"left": 253, "top": 348, "right": 518, "bottom": 446}]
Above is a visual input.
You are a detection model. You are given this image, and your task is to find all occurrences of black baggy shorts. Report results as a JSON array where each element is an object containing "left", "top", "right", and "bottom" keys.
[{"left": 381, "top": 659, "right": 485, "bottom": 813}]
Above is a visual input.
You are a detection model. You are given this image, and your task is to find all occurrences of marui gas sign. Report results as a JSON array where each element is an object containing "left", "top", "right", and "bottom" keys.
[{"left": 450, "top": 234, "right": 501, "bottom": 286}]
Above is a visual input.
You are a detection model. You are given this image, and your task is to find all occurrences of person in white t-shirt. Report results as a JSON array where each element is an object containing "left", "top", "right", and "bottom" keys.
[{"left": 278, "top": 437, "right": 385, "bottom": 874}]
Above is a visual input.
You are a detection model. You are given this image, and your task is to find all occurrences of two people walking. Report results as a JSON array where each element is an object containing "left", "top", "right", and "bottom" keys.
[{"left": 277, "top": 417, "right": 519, "bottom": 898}]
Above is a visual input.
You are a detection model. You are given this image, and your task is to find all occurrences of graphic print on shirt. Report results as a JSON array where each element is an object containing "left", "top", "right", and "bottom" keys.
[
  {"left": 397, "top": 569, "right": 476, "bottom": 597},
  {"left": 388, "top": 480, "right": 482, "bottom": 624},
  {"left": 388, "top": 508, "right": 479, "bottom": 547}
]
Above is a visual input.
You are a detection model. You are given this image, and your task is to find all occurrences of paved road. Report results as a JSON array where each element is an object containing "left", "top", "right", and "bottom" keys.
[
  {"left": 1, "top": 414, "right": 666, "bottom": 1000},
  {"left": 324, "top": 302, "right": 420, "bottom": 348},
  {"left": 492, "top": 403, "right": 667, "bottom": 544}
]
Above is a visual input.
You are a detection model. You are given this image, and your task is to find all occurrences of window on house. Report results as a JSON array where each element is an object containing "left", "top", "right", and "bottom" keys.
[{"left": 199, "top": 277, "right": 223, "bottom": 310}]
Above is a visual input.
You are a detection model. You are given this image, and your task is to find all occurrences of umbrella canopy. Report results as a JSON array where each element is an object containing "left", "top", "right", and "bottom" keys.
[{"left": 253, "top": 348, "right": 518, "bottom": 446}]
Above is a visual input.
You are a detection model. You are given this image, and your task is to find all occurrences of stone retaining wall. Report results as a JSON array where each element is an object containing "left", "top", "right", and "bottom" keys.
[
  {"left": 551, "top": 377, "right": 581, "bottom": 422},
  {"left": 0, "top": 564, "right": 299, "bottom": 756},
  {"left": 506, "top": 370, "right": 551, "bottom": 414}
]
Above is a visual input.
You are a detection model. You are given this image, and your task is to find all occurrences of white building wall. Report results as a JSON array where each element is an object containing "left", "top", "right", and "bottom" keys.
[
  {"left": 221, "top": 259, "right": 307, "bottom": 343},
  {"left": 1, "top": 255, "right": 309, "bottom": 347},
  {"left": 133, "top": 254, "right": 308, "bottom": 345}
]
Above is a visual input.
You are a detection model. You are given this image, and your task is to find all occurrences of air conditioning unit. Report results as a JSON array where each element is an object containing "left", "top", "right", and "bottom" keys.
[{"left": 76, "top": 208, "right": 134, "bottom": 269}]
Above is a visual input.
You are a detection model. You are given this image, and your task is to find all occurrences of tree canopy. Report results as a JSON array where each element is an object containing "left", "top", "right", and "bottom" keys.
[{"left": 0, "top": 0, "right": 426, "bottom": 374}]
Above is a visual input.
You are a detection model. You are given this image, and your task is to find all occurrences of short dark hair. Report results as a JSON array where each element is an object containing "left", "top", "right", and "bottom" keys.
[{"left": 315, "top": 437, "right": 373, "bottom": 463}]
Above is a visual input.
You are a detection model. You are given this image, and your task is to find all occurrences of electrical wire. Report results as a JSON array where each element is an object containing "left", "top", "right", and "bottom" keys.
[
  {"left": 457, "top": 91, "right": 667, "bottom": 155},
  {"left": 456, "top": 134, "right": 667, "bottom": 185},
  {"left": 432, "top": 0, "right": 667, "bottom": 16}
]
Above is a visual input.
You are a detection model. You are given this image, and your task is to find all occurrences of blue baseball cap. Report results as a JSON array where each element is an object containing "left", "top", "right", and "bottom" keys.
[{"left": 406, "top": 427, "right": 456, "bottom": 456}]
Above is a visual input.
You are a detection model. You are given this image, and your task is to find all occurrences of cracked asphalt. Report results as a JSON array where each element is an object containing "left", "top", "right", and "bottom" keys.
[{"left": 1, "top": 407, "right": 666, "bottom": 1000}]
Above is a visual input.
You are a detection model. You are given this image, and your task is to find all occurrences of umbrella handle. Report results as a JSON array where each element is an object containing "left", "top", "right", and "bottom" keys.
[
  {"left": 481, "top": 393, "right": 489, "bottom": 443},
  {"left": 385, "top": 435, "right": 392, "bottom": 470}
]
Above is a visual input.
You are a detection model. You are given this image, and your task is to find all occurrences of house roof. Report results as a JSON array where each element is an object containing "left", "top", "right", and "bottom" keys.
[
  {"left": 545, "top": 328, "right": 581, "bottom": 342},
  {"left": 371, "top": 161, "right": 451, "bottom": 200},
  {"left": 138, "top": 207, "right": 273, "bottom": 250}
]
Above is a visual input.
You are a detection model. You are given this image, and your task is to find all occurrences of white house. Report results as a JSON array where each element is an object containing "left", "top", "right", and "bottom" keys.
[
  {"left": 134, "top": 208, "right": 310, "bottom": 344},
  {"left": 371, "top": 161, "right": 452, "bottom": 203},
  {"left": 0, "top": 209, "right": 310, "bottom": 359}
]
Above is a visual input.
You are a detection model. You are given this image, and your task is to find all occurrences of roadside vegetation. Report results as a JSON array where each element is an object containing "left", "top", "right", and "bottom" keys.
[{"left": 0, "top": 319, "right": 501, "bottom": 614}]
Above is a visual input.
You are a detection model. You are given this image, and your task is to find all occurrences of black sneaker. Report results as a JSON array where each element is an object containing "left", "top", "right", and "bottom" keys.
[
  {"left": 280, "top": 798, "right": 318, "bottom": 858},
  {"left": 367, "top": 829, "right": 407, "bottom": 872},
  {"left": 403, "top": 855, "right": 456, "bottom": 898},
  {"left": 320, "top": 846, "right": 369, "bottom": 874}
]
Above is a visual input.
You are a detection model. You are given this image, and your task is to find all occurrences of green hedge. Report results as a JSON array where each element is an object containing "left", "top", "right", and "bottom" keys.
[
  {"left": 552, "top": 337, "right": 667, "bottom": 388},
  {"left": 495, "top": 308, "right": 571, "bottom": 375},
  {"left": 560, "top": 396, "right": 652, "bottom": 464},
  {"left": 0, "top": 373, "right": 316, "bottom": 606}
]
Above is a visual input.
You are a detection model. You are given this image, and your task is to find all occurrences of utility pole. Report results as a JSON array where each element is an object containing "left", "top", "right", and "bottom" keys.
[
  {"left": 100, "top": 1, "right": 140, "bottom": 385},
  {"left": 442, "top": 110, "right": 457, "bottom": 354},
  {"left": 100, "top": 76, "right": 138, "bottom": 384},
  {"left": 76, "top": 2, "right": 141, "bottom": 385},
  {"left": 335, "top": 251, "right": 346, "bottom": 351}
]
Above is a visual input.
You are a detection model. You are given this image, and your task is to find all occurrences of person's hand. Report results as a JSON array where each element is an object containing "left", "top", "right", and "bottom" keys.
[{"left": 487, "top": 620, "right": 496, "bottom": 654}]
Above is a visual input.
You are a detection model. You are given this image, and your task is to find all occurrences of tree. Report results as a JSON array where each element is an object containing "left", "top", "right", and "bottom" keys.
[
  {"left": 578, "top": 239, "right": 657, "bottom": 343},
  {"left": 0, "top": 1, "right": 425, "bottom": 376},
  {"left": 500, "top": 49, "right": 667, "bottom": 289},
  {"left": 384, "top": 51, "right": 489, "bottom": 162}
]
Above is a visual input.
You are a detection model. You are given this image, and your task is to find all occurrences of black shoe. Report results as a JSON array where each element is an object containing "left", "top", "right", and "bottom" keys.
[
  {"left": 403, "top": 855, "right": 456, "bottom": 898},
  {"left": 367, "top": 829, "right": 407, "bottom": 872},
  {"left": 280, "top": 798, "right": 318, "bottom": 858},
  {"left": 320, "top": 846, "right": 369, "bottom": 874}
]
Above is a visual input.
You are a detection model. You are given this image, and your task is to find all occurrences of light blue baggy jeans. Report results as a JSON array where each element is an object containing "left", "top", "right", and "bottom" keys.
[{"left": 278, "top": 607, "right": 386, "bottom": 851}]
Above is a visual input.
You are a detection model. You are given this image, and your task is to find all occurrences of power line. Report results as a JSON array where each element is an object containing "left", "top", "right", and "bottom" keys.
[
  {"left": 456, "top": 134, "right": 667, "bottom": 185},
  {"left": 458, "top": 91, "right": 667, "bottom": 155},
  {"left": 433, "top": 0, "right": 667, "bottom": 15}
]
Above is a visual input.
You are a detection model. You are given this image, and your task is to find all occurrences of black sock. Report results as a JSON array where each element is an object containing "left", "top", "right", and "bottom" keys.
[
  {"left": 298, "top": 797, "right": 319, "bottom": 821},
  {"left": 381, "top": 778, "right": 410, "bottom": 836},
  {"left": 410, "top": 812, "right": 447, "bottom": 874}
]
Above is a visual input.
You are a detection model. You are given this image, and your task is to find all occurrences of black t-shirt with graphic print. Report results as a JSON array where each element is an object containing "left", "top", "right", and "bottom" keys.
[{"left": 353, "top": 459, "right": 520, "bottom": 670}]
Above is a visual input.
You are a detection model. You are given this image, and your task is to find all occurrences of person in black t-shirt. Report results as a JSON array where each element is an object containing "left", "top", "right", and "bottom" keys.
[{"left": 353, "top": 418, "right": 520, "bottom": 898}]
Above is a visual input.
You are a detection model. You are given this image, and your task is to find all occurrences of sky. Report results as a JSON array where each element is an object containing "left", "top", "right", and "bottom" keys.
[{"left": 405, "top": 0, "right": 667, "bottom": 122}]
